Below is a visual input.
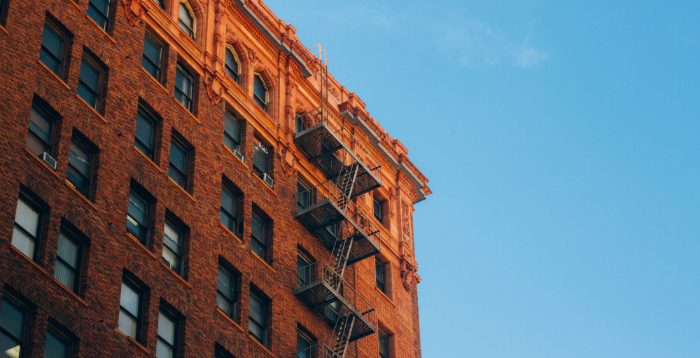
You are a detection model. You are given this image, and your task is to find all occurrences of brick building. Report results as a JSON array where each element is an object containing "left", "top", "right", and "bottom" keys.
[{"left": 0, "top": 0, "right": 431, "bottom": 357}]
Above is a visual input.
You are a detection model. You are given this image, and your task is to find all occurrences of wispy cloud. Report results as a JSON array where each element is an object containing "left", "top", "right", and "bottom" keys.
[{"left": 431, "top": 20, "right": 549, "bottom": 68}]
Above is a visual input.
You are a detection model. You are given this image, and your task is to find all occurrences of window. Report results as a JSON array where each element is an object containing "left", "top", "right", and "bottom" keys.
[
  {"left": 295, "top": 115, "right": 306, "bottom": 133},
  {"left": 12, "top": 197, "right": 41, "bottom": 260},
  {"left": 0, "top": 296, "right": 27, "bottom": 358},
  {"left": 135, "top": 107, "right": 157, "bottom": 160},
  {"left": 174, "top": 64, "right": 194, "bottom": 111},
  {"left": 296, "top": 253, "right": 311, "bottom": 288},
  {"left": 220, "top": 185, "right": 239, "bottom": 234},
  {"left": 168, "top": 137, "right": 189, "bottom": 189},
  {"left": 55, "top": 231, "right": 82, "bottom": 294},
  {"left": 217, "top": 266, "right": 236, "bottom": 320},
  {"left": 250, "top": 213, "right": 267, "bottom": 261},
  {"left": 378, "top": 330, "right": 389, "bottom": 358},
  {"left": 373, "top": 197, "right": 383, "bottom": 222},
  {"left": 248, "top": 292, "right": 266, "bottom": 346},
  {"left": 44, "top": 327, "right": 72, "bottom": 358},
  {"left": 223, "top": 110, "right": 241, "bottom": 152},
  {"left": 162, "top": 220, "right": 184, "bottom": 275},
  {"left": 225, "top": 48, "right": 240, "bottom": 83},
  {"left": 297, "top": 332, "right": 313, "bottom": 358},
  {"left": 78, "top": 56, "right": 102, "bottom": 111},
  {"left": 376, "top": 258, "right": 386, "bottom": 293},
  {"left": 87, "top": 0, "right": 110, "bottom": 30},
  {"left": 152, "top": 0, "right": 165, "bottom": 9},
  {"left": 253, "top": 74, "right": 268, "bottom": 111},
  {"left": 142, "top": 33, "right": 163, "bottom": 80},
  {"left": 67, "top": 137, "right": 94, "bottom": 198},
  {"left": 118, "top": 280, "right": 142, "bottom": 339},
  {"left": 39, "top": 22, "right": 66, "bottom": 76},
  {"left": 296, "top": 181, "right": 309, "bottom": 211},
  {"left": 252, "top": 140, "right": 269, "bottom": 178},
  {"left": 156, "top": 311, "right": 177, "bottom": 358},
  {"left": 127, "top": 189, "right": 150, "bottom": 244},
  {"left": 0, "top": 0, "right": 8, "bottom": 26},
  {"left": 27, "top": 104, "right": 55, "bottom": 157},
  {"left": 178, "top": 2, "right": 194, "bottom": 39}
]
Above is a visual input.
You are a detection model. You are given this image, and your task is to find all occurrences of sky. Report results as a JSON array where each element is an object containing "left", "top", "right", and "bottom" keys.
[{"left": 263, "top": 1, "right": 700, "bottom": 357}]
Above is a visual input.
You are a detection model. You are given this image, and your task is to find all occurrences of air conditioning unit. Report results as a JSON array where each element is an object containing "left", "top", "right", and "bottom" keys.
[
  {"left": 262, "top": 173, "right": 274, "bottom": 188},
  {"left": 233, "top": 149, "right": 244, "bottom": 162},
  {"left": 40, "top": 152, "right": 57, "bottom": 169}
]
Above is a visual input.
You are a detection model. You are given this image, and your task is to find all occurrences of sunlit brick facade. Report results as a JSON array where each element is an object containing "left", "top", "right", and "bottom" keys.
[{"left": 0, "top": 0, "right": 431, "bottom": 357}]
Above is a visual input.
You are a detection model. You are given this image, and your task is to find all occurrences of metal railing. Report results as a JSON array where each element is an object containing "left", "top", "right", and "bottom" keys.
[
  {"left": 296, "top": 181, "right": 380, "bottom": 243},
  {"left": 296, "top": 106, "right": 382, "bottom": 185},
  {"left": 292, "top": 343, "right": 341, "bottom": 358},
  {"left": 295, "top": 261, "right": 376, "bottom": 327}
]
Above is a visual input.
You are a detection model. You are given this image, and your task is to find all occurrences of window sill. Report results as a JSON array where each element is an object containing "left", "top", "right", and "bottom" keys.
[
  {"left": 172, "top": 96, "right": 200, "bottom": 124},
  {"left": 375, "top": 286, "right": 395, "bottom": 308},
  {"left": 51, "top": 278, "right": 88, "bottom": 307},
  {"left": 216, "top": 308, "right": 245, "bottom": 333},
  {"left": 140, "top": 67, "right": 169, "bottom": 95},
  {"left": 167, "top": 177, "right": 195, "bottom": 203},
  {"left": 64, "top": 0, "right": 81, "bottom": 12},
  {"left": 85, "top": 15, "right": 116, "bottom": 44},
  {"left": 37, "top": 60, "right": 70, "bottom": 91},
  {"left": 219, "top": 223, "right": 243, "bottom": 245},
  {"left": 125, "top": 232, "right": 158, "bottom": 260},
  {"left": 159, "top": 262, "right": 192, "bottom": 289},
  {"left": 115, "top": 329, "right": 153, "bottom": 356},
  {"left": 252, "top": 173, "right": 276, "bottom": 197},
  {"left": 0, "top": 25, "right": 7, "bottom": 35},
  {"left": 63, "top": 179, "right": 98, "bottom": 211},
  {"left": 248, "top": 334, "right": 275, "bottom": 358},
  {"left": 249, "top": 250, "right": 275, "bottom": 274},
  {"left": 133, "top": 146, "right": 163, "bottom": 173},
  {"left": 223, "top": 144, "right": 248, "bottom": 169},
  {"left": 9, "top": 245, "right": 49, "bottom": 276},
  {"left": 24, "top": 148, "right": 61, "bottom": 179},
  {"left": 75, "top": 94, "right": 108, "bottom": 123}
]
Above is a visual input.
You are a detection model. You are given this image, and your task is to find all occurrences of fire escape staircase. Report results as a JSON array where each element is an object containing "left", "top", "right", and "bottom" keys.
[{"left": 293, "top": 55, "right": 379, "bottom": 358}]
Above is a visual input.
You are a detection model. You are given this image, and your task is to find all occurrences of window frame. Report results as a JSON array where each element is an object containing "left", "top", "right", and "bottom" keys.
[
  {"left": 373, "top": 197, "right": 383, "bottom": 223},
  {"left": 135, "top": 106, "right": 158, "bottom": 161},
  {"left": 12, "top": 195, "right": 43, "bottom": 261},
  {"left": 168, "top": 136, "right": 190, "bottom": 190},
  {"left": 118, "top": 278, "right": 143, "bottom": 341},
  {"left": 220, "top": 184, "right": 239, "bottom": 235},
  {"left": 54, "top": 229, "right": 83, "bottom": 294},
  {"left": 87, "top": 0, "right": 111, "bottom": 30},
  {"left": 67, "top": 136, "right": 95, "bottom": 199},
  {"left": 77, "top": 55, "right": 103, "bottom": 111},
  {"left": 44, "top": 324, "right": 74, "bottom": 358},
  {"left": 216, "top": 265, "right": 237, "bottom": 321},
  {"left": 296, "top": 252, "right": 312, "bottom": 288},
  {"left": 126, "top": 188, "right": 151, "bottom": 245},
  {"left": 250, "top": 212, "right": 268, "bottom": 261},
  {"left": 156, "top": 310, "right": 178, "bottom": 358},
  {"left": 225, "top": 47, "right": 240, "bottom": 83},
  {"left": 376, "top": 258, "right": 386, "bottom": 293},
  {"left": 142, "top": 32, "right": 163, "bottom": 81},
  {"left": 162, "top": 219, "right": 184, "bottom": 276},
  {"left": 178, "top": 1, "right": 195, "bottom": 39},
  {"left": 296, "top": 181, "right": 310, "bottom": 212},
  {"left": 174, "top": 64, "right": 194, "bottom": 112},
  {"left": 378, "top": 329, "right": 389, "bottom": 358},
  {"left": 253, "top": 74, "right": 268, "bottom": 111},
  {"left": 252, "top": 139, "right": 269, "bottom": 178},
  {"left": 248, "top": 292, "right": 267, "bottom": 346},
  {"left": 39, "top": 21, "right": 67, "bottom": 76},
  {"left": 0, "top": 295, "right": 29, "bottom": 358},
  {"left": 223, "top": 110, "right": 241, "bottom": 152},
  {"left": 27, "top": 103, "right": 56, "bottom": 157}
]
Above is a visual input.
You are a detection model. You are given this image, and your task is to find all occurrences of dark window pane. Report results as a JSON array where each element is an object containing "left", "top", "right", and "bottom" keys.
[
  {"left": 220, "top": 186, "right": 238, "bottom": 232},
  {"left": 40, "top": 24, "right": 64, "bottom": 74},
  {"left": 135, "top": 110, "right": 156, "bottom": 159},
  {"left": 217, "top": 268, "right": 234, "bottom": 300},
  {"left": 297, "top": 333, "right": 312, "bottom": 355},
  {"left": 0, "top": 299, "right": 24, "bottom": 340},
  {"left": 379, "top": 331, "right": 389, "bottom": 358},
  {"left": 225, "top": 49, "right": 239, "bottom": 81},
  {"left": 178, "top": 4, "right": 194, "bottom": 38},
  {"left": 251, "top": 214, "right": 266, "bottom": 245},
  {"left": 254, "top": 75, "right": 267, "bottom": 110},
  {"left": 44, "top": 331, "right": 69, "bottom": 358},
  {"left": 168, "top": 140, "right": 188, "bottom": 188},
  {"left": 127, "top": 191, "right": 149, "bottom": 242},
  {"left": 376, "top": 260, "right": 385, "bottom": 292},
  {"left": 248, "top": 293, "right": 266, "bottom": 343},
  {"left": 142, "top": 34, "right": 162, "bottom": 79},
  {"left": 224, "top": 111, "right": 240, "bottom": 149},
  {"left": 87, "top": 0, "right": 110, "bottom": 29},
  {"left": 175, "top": 66, "right": 193, "bottom": 111},
  {"left": 27, "top": 106, "right": 53, "bottom": 156},
  {"left": 252, "top": 141, "right": 268, "bottom": 175},
  {"left": 78, "top": 59, "right": 101, "bottom": 110},
  {"left": 67, "top": 139, "right": 92, "bottom": 197},
  {"left": 55, "top": 232, "right": 80, "bottom": 292}
]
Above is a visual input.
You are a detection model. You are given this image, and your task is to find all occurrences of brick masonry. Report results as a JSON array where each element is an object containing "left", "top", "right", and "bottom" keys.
[{"left": 0, "top": 0, "right": 431, "bottom": 357}]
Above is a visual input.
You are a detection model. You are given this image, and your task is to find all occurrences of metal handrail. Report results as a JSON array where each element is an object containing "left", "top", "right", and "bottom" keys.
[
  {"left": 297, "top": 106, "right": 382, "bottom": 185},
  {"left": 295, "top": 261, "right": 376, "bottom": 327},
  {"left": 291, "top": 342, "right": 341, "bottom": 358},
  {"left": 296, "top": 181, "right": 380, "bottom": 243}
]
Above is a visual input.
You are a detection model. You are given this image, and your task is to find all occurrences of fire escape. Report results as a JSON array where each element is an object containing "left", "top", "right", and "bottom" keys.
[{"left": 292, "top": 47, "right": 382, "bottom": 358}]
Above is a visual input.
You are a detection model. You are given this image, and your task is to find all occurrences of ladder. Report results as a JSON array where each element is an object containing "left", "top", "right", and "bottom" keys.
[{"left": 330, "top": 312, "right": 356, "bottom": 358}]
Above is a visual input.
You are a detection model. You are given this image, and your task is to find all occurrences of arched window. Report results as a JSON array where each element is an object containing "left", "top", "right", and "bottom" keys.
[
  {"left": 225, "top": 48, "right": 240, "bottom": 83},
  {"left": 178, "top": 2, "right": 195, "bottom": 39},
  {"left": 253, "top": 74, "right": 268, "bottom": 112}
]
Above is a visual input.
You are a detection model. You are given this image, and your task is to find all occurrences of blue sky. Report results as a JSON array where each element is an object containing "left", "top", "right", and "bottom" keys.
[{"left": 264, "top": 1, "right": 700, "bottom": 357}]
